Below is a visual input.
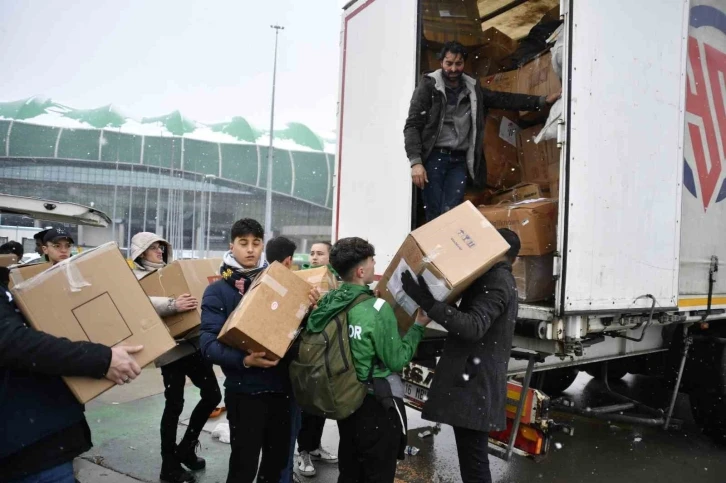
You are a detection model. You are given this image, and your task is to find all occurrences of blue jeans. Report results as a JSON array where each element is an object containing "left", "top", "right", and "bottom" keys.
[
  {"left": 279, "top": 402, "right": 302, "bottom": 483},
  {"left": 422, "top": 150, "right": 468, "bottom": 221},
  {"left": 9, "top": 462, "right": 75, "bottom": 483}
]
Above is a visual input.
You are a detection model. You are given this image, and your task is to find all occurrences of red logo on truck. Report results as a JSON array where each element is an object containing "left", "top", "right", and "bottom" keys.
[{"left": 684, "top": 5, "right": 726, "bottom": 211}]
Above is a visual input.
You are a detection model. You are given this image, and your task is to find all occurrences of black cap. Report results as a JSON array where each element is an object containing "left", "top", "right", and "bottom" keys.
[
  {"left": 43, "top": 228, "right": 75, "bottom": 245},
  {"left": 33, "top": 229, "right": 50, "bottom": 242}
]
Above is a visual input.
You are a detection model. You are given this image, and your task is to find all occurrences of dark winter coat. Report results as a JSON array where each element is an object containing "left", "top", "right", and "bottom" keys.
[
  {"left": 421, "top": 262, "right": 518, "bottom": 432},
  {"left": 0, "top": 286, "right": 112, "bottom": 479},
  {"left": 199, "top": 277, "right": 291, "bottom": 395},
  {"left": 403, "top": 70, "right": 545, "bottom": 187}
]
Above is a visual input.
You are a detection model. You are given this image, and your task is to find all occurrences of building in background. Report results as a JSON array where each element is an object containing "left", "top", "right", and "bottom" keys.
[{"left": 0, "top": 97, "right": 334, "bottom": 257}]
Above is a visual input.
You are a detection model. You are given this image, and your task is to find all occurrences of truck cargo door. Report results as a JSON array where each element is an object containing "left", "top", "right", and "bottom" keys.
[
  {"left": 560, "top": 0, "right": 689, "bottom": 313},
  {"left": 333, "top": 0, "right": 418, "bottom": 271}
]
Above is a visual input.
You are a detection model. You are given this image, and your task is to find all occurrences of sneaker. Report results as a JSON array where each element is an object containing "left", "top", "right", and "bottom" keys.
[
  {"left": 309, "top": 446, "right": 338, "bottom": 464},
  {"left": 297, "top": 451, "right": 316, "bottom": 477}
]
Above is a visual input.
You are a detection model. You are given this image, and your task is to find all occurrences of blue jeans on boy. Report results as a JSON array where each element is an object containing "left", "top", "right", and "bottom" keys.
[{"left": 421, "top": 150, "right": 468, "bottom": 221}]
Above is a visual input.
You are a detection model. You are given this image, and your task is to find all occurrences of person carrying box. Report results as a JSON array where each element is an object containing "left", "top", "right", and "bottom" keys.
[
  {"left": 0, "top": 284, "right": 144, "bottom": 482},
  {"left": 399, "top": 228, "right": 521, "bottom": 483},
  {"left": 130, "top": 232, "right": 221, "bottom": 483},
  {"left": 200, "top": 220, "right": 312, "bottom": 483},
  {"left": 305, "top": 237, "right": 430, "bottom": 483}
]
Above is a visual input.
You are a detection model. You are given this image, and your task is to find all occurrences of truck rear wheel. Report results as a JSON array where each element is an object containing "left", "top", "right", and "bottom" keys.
[
  {"left": 534, "top": 367, "right": 579, "bottom": 396},
  {"left": 690, "top": 391, "right": 726, "bottom": 444}
]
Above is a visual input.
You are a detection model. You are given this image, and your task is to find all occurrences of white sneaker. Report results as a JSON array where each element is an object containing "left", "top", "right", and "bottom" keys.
[
  {"left": 297, "top": 451, "right": 316, "bottom": 477},
  {"left": 309, "top": 447, "right": 338, "bottom": 464}
]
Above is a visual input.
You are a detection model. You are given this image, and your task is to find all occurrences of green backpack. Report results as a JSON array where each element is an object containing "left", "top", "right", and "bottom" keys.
[{"left": 289, "top": 293, "right": 372, "bottom": 420}]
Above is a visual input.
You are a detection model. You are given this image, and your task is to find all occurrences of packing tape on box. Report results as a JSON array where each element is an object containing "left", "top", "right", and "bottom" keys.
[
  {"left": 422, "top": 246, "right": 443, "bottom": 263},
  {"left": 13, "top": 256, "right": 91, "bottom": 292},
  {"left": 262, "top": 275, "right": 288, "bottom": 297},
  {"left": 295, "top": 302, "right": 309, "bottom": 320}
]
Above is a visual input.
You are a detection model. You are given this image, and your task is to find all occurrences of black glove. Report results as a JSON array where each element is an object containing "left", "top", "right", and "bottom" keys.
[{"left": 400, "top": 270, "right": 435, "bottom": 312}]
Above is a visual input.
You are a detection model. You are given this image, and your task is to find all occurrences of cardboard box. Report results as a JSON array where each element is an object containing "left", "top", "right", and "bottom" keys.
[
  {"left": 518, "top": 125, "right": 560, "bottom": 189},
  {"left": 482, "top": 70, "right": 519, "bottom": 94},
  {"left": 490, "top": 183, "right": 544, "bottom": 205},
  {"left": 513, "top": 254, "right": 556, "bottom": 303},
  {"left": 422, "top": 0, "right": 490, "bottom": 46},
  {"left": 10, "top": 242, "right": 175, "bottom": 403},
  {"left": 516, "top": 51, "right": 561, "bottom": 120},
  {"left": 484, "top": 110, "right": 522, "bottom": 189},
  {"left": 218, "top": 262, "right": 312, "bottom": 361},
  {"left": 139, "top": 258, "right": 222, "bottom": 338},
  {"left": 0, "top": 254, "right": 18, "bottom": 268},
  {"left": 8, "top": 262, "right": 51, "bottom": 289},
  {"left": 377, "top": 201, "right": 511, "bottom": 331},
  {"left": 293, "top": 266, "right": 338, "bottom": 294},
  {"left": 478, "top": 200, "right": 558, "bottom": 256}
]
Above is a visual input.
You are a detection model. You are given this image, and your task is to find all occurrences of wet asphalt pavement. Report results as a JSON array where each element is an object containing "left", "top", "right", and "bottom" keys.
[{"left": 80, "top": 369, "right": 726, "bottom": 483}]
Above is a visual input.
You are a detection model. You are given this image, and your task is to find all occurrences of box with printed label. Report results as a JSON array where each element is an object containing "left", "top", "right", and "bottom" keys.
[
  {"left": 10, "top": 242, "right": 175, "bottom": 403},
  {"left": 218, "top": 262, "right": 312, "bottom": 361},
  {"left": 139, "top": 258, "right": 222, "bottom": 338},
  {"left": 293, "top": 265, "right": 338, "bottom": 294},
  {"left": 484, "top": 110, "right": 522, "bottom": 189},
  {"left": 377, "top": 201, "right": 511, "bottom": 332},
  {"left": 481, "top": 70, "right": 519, "bottom": 94},
  {"left": 512, "top": 254, "right": 555, "bottom": 303},
  {"left": 478, "top": 199, "right": 558, "bottom": 256}
]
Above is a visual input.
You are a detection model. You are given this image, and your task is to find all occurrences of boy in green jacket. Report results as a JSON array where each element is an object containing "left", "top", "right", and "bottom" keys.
[{"left": 306, "top": 237, "right": 430, "bottom": 483}]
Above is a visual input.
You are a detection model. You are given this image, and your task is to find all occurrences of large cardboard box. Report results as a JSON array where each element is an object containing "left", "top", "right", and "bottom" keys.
[
  {"left": 377, "top": 201, "right": 511, "bottom": 331},
  {"left": 8, "top": 262, "right": 51, "bottom": 289},
  {"left": 516, "top": 51, "right": 561, "bottom": 120},
  {"left": 490, "top": 183, "right": 544, "bottom": 205},
  {"left": 139, "top": 258, "right": 222, "bottom": 338},
  {"left": 484, "top": 110, "right": 522, "bottom": 189},
  {"left": 422, "top": 0, "right": 490, "bottom": 46},
  {"left": 478, "top": 200, "right": 558, "bottom": 256},
  {"left": 512, "top": 255, "right": 556, "bottom": 303},
  {"left": 218, "top": 262, "right": 312, "bottom": 361},
  {"left": 10, "top": 242, "right": 175, "bottom": 403},
  {"left": 482, "top": 70, "right": 519, "bottom": 94},
  {"left": 517, "top": 125, "right": 560, "bottom": 189},
  {"left": 293, "top": 266, "right": 338, "bottom": 295}
]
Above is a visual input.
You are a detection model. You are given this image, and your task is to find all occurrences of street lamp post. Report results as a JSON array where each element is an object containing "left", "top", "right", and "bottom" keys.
[{"left": 264, "top": 24, "right": 284, "bottom": 243}]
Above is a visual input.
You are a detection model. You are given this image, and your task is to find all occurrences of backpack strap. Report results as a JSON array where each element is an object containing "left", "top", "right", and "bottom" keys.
[{"left": 346, "top": 292, "right": 374, "bottom": 312}]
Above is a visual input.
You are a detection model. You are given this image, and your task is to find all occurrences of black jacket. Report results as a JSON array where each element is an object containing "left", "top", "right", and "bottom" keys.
[
  {"left": 421, "top": 262, "right": 518, "bottom": 432},
  {"left": 403, "top": 70, "right": 544, "bottom": 187},
  {"left": 0, "top": 286, "right": 111, "bottom": 479},
  {"left": 199, "top": 278, "right": 291, "bottom": 395}
]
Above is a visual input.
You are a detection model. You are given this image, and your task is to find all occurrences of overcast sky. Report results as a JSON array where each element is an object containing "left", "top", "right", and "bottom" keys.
[{"left": 0, "top": 0, "right": 346, "bottom": 133}]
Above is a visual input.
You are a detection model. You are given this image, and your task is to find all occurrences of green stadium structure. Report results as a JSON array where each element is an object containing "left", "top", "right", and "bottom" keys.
[{"left": 0, "top": 97, "right": 335, "bottom": 255}]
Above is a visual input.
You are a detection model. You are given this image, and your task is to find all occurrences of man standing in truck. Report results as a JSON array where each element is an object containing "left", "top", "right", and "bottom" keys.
[
  {"left": 400, "top": 228, "right": 521, "bottom": 483},
  {"left": 404, "top": 41, "right": 560, "bottom": 221}
]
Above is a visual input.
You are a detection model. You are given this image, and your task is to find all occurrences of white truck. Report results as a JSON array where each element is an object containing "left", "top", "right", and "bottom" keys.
[{"left": 334, "top": 0, "right": 726, "bottom": 455}]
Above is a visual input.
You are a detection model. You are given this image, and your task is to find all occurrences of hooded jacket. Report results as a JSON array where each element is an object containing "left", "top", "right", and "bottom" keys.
[
  {"left": 403, "top": 70, "right": 545, "bottom": 187},
  {"left": 129, "top": 232, "right": 198, "bottom": 367},
  {"left": 307, "top": 283, "right": 425, "bottom": 382}
]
